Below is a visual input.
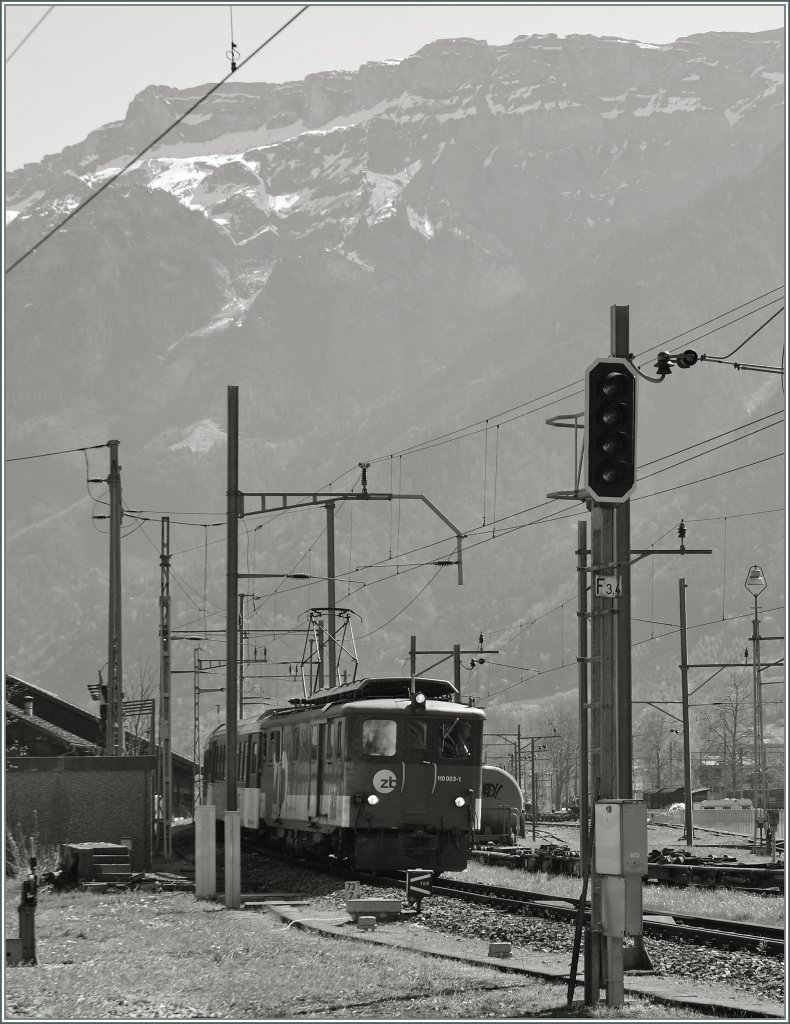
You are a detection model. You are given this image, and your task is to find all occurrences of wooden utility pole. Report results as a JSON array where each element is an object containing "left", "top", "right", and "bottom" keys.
[{"left": 106, "top": 439, "right": 124, "bottom": 755}]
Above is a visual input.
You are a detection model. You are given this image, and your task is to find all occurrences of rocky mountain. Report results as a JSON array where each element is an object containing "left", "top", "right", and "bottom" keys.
[{"left": 4, "top": 30, "right": 785, "bottom": 753}]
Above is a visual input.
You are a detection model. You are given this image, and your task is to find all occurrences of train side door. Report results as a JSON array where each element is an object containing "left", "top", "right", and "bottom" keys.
[
  {"left": 271, "top": 730, "right": 283, "bottom": 819},
  {"left": 307, "top": 724, "right": 323, "bottom": 818}
]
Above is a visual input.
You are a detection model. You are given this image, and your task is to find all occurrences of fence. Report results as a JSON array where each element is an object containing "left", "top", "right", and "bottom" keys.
[{"left": 651, "top": 806, "right": 785, "bottom": 841}]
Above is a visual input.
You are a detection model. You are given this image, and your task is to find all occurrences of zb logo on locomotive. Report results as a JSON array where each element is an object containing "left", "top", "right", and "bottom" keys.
[{"left": 372, "top": 769, "right": 398, "bottom": 794}]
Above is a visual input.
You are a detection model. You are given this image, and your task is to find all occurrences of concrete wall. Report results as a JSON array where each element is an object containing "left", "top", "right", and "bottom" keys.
[{"left": 5, "top": 756, "right": 155, "bottom": 872}]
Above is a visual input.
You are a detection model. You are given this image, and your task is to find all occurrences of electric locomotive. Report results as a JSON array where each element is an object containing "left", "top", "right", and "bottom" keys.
[{"left": 203, "top": 675, "right": 486, "bottom": 872}]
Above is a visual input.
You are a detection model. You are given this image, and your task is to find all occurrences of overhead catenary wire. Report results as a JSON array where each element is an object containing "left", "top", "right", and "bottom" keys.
[
  {"left": 5, "top": 5, "right": 310, "bottom": 275},
  {"left": 5, "top": 6, "right": 55, "bottom": 63},
  {"left": 6, "top": 441, "right": 108, "bottom": 462},
  {"left": 358, "top": 288, "right": 783, "bottom": 470},
  {"left": 702, "top": 306, "right": 784, "bottom": 361}
]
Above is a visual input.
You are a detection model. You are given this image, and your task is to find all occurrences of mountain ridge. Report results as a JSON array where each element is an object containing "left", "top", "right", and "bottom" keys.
[{"left": 4, "top": 30, "right": 785, "bottom": 751}]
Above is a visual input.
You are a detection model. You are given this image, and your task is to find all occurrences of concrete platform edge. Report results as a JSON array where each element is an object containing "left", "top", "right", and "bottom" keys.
[{"left": 259, "top": 903, "right": 785, "bottom": 1019}]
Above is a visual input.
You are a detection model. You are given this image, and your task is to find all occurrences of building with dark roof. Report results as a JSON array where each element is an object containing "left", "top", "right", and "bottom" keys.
[{"left": 5, "top": 674, "right": 195, "bottom": 816}]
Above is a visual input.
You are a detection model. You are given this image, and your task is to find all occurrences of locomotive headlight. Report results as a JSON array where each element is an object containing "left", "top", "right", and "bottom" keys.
[
  {"left": 367, "top": 794, "right": 379, "bottom": 805},
  {"left": 411, "top": 691, "right": 426, "bottom": 708},
  {"left": 454, "top": 796, "right": 466, "bottom": 808}
]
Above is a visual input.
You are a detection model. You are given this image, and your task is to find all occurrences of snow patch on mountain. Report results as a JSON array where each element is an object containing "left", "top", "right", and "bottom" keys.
[
  {"left": 634, "top": 92, "right": 704, "bottom": 116},
  {"left": 407, "top": 207, "right": 434, "bottom": 238},
  {"left": 168, "top": 419, "right": 225, "bottom": 453}
]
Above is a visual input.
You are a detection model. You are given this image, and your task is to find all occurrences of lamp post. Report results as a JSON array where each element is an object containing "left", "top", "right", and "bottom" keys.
[{"left": 745, "top": 565, "right": 767, "bottom": 850}]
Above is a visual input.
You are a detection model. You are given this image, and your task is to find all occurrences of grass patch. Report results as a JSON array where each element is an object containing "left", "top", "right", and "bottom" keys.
[{"left": 3, "top": 884, "right": 718, "bottom": 1019}]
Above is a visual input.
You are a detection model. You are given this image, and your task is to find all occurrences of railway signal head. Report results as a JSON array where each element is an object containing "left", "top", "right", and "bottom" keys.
[{"left": 584, "top": 357, "right": 637, "bottom": 504}]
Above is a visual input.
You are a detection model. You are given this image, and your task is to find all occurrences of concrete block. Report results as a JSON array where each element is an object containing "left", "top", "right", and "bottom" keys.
[
  {"left": 488, "top": 941, "right": 512, "bottom": 958},
  {"left": 6, "top": 938, "right": 23, "bottom": 966},
  {"left": 345, "top": 898, "right": 402, "bottom": 919},
  {"left": 357, "top": 916, "right": 376, "bottom": 931}
]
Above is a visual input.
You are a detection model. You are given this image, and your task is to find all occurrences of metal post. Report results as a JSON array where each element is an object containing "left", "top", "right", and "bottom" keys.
[
  {"left": 106, "top": 439, "right": 124, "bottom": 754},
  {"left": 410, "top": 634, "right": 416, "bottom": 699},
  {"left": 755, "top": 608, "right": 768, "bottom": 843},
  {"left": 238, "top": 593, "right": 245, "bottom": 718},
  {"left": 531, "top": 738, "right": 537, "bottom": 841},
  {"left": 614, "top": 502, "right": 632, "bottom": 799},
  {"left": 751, "top": 599, "right": 760, "bottom": 850},
  {"left": 193, "top": 647, "right": 201, "bottom": 807},
  {"left": 578, "top": 520, "right": 589, "bottom": 869},
  {"left": 327, "top": 502, "right": 337, "bottom": 688},
  {"left": 159, "top": 516, "right": 172, "bottom": 859},
  {"left": 517, "top": 724, "right": 522, "bottom": 791},
  {"left": 678, "top": 580, "right": 694, "bottom": 845},
  {"left": 453, "top": 643, "right": 461, "bottom": 703},
  {"left": 226, "top": 386, "right": 239, "bottom": 813}
]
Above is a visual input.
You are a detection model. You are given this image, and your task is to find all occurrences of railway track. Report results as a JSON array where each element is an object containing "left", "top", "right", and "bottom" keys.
[
  {"left": 373, "top": 874, "right": 784, "bottom": 958},
  {"left": 177, "top": 828, "right": 783, "bottom": 958}
]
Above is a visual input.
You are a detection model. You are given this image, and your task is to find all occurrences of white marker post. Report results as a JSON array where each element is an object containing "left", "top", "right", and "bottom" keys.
[
  {"left": 195, "top": 804, "right": 216, "bottom": 899},
  {"left": 224, "top": 811, "right": 241, "bottom": 909}
]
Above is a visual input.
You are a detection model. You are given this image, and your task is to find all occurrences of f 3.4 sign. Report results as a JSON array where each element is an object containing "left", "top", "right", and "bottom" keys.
[{"left": 595, "top": 575, "right": 622, "bottom": 598}]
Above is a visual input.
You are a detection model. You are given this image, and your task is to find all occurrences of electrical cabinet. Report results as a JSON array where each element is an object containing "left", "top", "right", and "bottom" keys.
[{"left": 595, "top": 800, "right": 648, "bottom": 876}]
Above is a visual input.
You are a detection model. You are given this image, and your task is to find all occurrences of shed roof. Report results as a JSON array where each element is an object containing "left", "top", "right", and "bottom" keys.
[{"left": 6, "top": 703, "right": 100, "bottom": 753}]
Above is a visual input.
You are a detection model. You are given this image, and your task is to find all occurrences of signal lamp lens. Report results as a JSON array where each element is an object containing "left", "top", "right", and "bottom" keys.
[
  {"left": 454, "top": 796, "right": 466, "bottom": 808},
  {"left": 367, "top": 794, "right": 379, "bottom": 805}
]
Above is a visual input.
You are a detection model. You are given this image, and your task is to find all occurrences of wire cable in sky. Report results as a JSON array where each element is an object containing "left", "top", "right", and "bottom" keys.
[
  {"left": 704, "top": 306, "right": 785, "bottom": 360},
  {"left": 5, "top": 441, "right": 108, "bottom": 462},
  {"left": 361, "top": 288, "right": 783, "bottom": 469},
  {"left": 5, "top": 6, "right": 54, "bottom": 62},
  {"left": 5, "top": 5, "right": 310, "bottom": 275}
]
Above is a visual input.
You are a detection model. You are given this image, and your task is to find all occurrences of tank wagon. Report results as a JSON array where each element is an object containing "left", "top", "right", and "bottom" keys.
[
  {"left": 476, "top": 764, "right": 524, "bottom": 844},
  {"left": 203, "top": 676, "right": 486, "bottom": 872}
]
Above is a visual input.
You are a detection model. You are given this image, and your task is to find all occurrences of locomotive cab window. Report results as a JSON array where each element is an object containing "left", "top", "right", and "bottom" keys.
[
  {"left": 407, "top": 720, "right": 427, "bottom": 753},
  {"left": 441, "top": 719, "right": 473, "bottom": 759},
  {"left": 361, "top": 719, "right": 397, "bottom": 757},
  {"left": 269, "top": 731, "right": 279, "bottom": 764}
]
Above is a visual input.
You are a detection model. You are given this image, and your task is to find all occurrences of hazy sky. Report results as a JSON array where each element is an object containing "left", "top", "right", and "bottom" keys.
[{"left": 4, "top": 3, "right": 786, "bottom": 169}]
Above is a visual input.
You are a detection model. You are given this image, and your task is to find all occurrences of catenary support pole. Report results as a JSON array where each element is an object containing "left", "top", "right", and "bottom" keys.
[
  {"left": 679, "top": 580, "right": 694, "bottom": 845},
  {"left": 106, "top": 440, "right": 124, "bottom": 754},
  {"left": 238, "top": 592, "right": 245, "bottom": 717},
  {"left": 327, "top": 502, "right": 337, "bottom": 688},
  {"left": 577, "top": 520, "right": 589, "bottom": 869},
  {"left": 159, "top": 516, "right": 172, "bottom": 859},
  {"left": 226, "top": 387, "right": 239, "bottom": 816}
]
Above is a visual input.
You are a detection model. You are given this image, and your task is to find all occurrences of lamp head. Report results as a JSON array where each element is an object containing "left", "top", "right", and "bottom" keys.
[{"left": 745, "top": 565, "right": 767, "bottom": 597}]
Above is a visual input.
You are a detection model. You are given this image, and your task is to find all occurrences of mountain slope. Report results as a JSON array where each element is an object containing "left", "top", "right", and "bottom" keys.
[{"left": 4, "top": 30, "right": 785, "bottom": 748}]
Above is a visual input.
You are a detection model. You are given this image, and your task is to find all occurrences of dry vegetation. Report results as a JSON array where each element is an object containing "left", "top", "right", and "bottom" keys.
[{"left": 4, "top": 884, "right": 717, "bottom": 1020}]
